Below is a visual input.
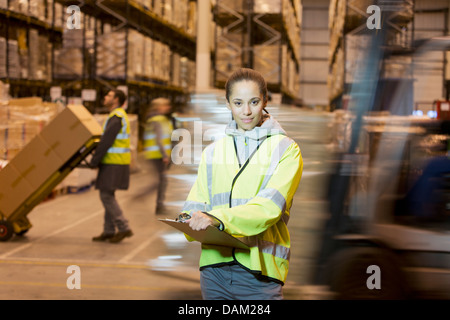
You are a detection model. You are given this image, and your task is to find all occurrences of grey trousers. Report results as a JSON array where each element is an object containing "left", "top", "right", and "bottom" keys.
[
  {"left": 99, "top": 189, "right": 130, "bottom": 234},
  {"left": 200, "top": 264, "right": 283, "bottom": 300},
  {"left": 149, "top": 159, "right": 168, "bottom": 208}
]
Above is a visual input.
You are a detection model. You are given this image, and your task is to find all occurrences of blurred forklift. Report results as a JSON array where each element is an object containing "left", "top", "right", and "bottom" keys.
[
  {"left": 0, "top": 104, "right": 102, "bottom": 241},
  {"left": 314, "top": 30, "right": 450, "bottom": 299}
]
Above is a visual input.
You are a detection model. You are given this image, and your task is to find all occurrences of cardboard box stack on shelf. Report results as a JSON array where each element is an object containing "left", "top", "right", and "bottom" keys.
[
  {"left": 252, "top": 0, "right": 282, "bottom": 86},
  {"left": 7, "top": 40, "right": 21, "bottom": 79},
  {"left": 0, "top": 38, "right": 6, "bottom": 78},
  {"left": 254, "top": 0, "right": 281, "bottom": 13},
  {"left": 187, "top": 0, "right": 197, "bottom": 36},
  {"left": 328, "top": 0, "right": 345, "bottom": 64},
  {"left": 282, "top": 0, "right": 301, "bottom": 65},
  {"left": 127, "top": 29, "right": 145, "bottom": 80},
  {"left": 328, "top": 46, "right": 344, "bottom": 101},
  {"left": 328, "top": 0, "right": 346, "bottom": 102},
  {"left": 180, "top": 57, "right": 196, "bottom": 92},
  {"left": 143, "top": 36, "right": 154, "bottom": 78},
  {"left": 4, "top": 0, "right": 60, "bottom": 80},
  {"left": 54, "top": 46, "right": 83, "bottom": 78},
  {"left": 254, "top": 45, "right": 280, "bottom": 85},
  {"left": 54, "top": 9, "right": 88, "bottom": 79},
  {"left": 8, "top": 0, "right": 29, "bottom": 14},
  {"left": 96, "top": 29, "right": 127, "bottom": 79},
  {"left": 0, "top": 97, "right": 143, "bottom": 194},
  {"left": 55, "top": 111, "right": 141, "bottom": 192},
  {"left": 4, "top": 0, "right": 59, "bottom": 27},
  {"left": 344, "top": 34, "right": 371, "bottom": 84}
]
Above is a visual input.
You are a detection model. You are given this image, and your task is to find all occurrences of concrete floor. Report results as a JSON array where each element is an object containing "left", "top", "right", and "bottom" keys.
[{"left": 0, "top": 92, "right": 333, "bottom": 300}]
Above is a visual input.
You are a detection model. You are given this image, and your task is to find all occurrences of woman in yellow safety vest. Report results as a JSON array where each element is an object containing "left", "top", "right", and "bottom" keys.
[
  {"left": 143, "top": 98, "right": 174, "bottom": 213},
  {"left": 181, "top": 68, "right": 303, "bottom": 300}
]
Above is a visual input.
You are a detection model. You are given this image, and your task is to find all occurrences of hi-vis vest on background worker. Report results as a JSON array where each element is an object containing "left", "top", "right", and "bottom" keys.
[
  {"left": 182, "top": 116, "right": 303, "bottom": 284},
  {"left": 101, "top": 107, "right": 131, "bottom": 165},
  {"left": 143, "top": 114, "right": 174, "bottom": 159}
]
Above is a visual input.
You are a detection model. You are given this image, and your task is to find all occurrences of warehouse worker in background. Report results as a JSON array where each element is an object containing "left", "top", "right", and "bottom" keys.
[
  {"left": 90, "top": 89, "right": 133, "bottom": 243},
  {"left": 180, "top": 68, "right": 303, "bottom": 299},
  {"left": 143, "top": 97, "right": 174, "bottom": 214}
]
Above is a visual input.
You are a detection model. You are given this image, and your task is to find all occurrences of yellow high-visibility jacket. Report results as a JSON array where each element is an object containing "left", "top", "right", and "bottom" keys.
[
  {"left": 143, "top": 114, "right": 173, "bottom": 159},
  {"left": 182, "top": 116, "right": 303, "bottom": 284},
  {"left": 101, "top": 107, "right": 131, "bottom": 165}
]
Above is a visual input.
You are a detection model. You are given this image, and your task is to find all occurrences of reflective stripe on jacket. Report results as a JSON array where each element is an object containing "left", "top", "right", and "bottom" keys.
[
  {"left": 101, "top": 107, "right": 131, "bottom": 165},
  {"left": 143, "top": 114, "right": 173, "bottom": 159},
  {"left": 182, "top": 133, "right": 303, "bottom": 284}
]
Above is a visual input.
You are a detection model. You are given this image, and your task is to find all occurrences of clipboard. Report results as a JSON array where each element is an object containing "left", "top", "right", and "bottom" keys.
[{"left": 159, "top": 219, "right": 249, "bottom": 250}]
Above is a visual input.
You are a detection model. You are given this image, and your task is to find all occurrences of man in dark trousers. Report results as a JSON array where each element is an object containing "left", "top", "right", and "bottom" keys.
[{"left": 90, "top": 89, "right": 133, "bottom": 243}]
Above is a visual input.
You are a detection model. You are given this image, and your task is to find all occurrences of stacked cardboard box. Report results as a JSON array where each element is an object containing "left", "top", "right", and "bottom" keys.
[
  {"left": 0, "top": 104, "right": 102, "bottom": 219},
  {"left": 45, "top": 0, "right": 54, "bottom": 26},
  {"left": 54, "top": 48, "right": 83, "bottom": 78},
  {"left": 153, "top": 0, "right": 162, "bottom": 16},
  {"left": 254, "top": 0, "right": 281, "bottom": 13},
  {"left": 187, "top": 0, "right": 197, "bottom": 36},
  {"left": 9, "top": 0, "right": 28, "bottom": 14},
  {"left": 180, "top": 57, "right": 195, "bottom": 91},
  {"left": 152, "top": 40, "right": 171, "bottom": 81},
  {"left": 29, "top": 0, "right": 45, "bottom": 21},
  {"left": 282, "top": 0, "right": 300, "bottom": 64},
  {"left": 173, "top": 0, "right": 189, "bottom": 30},
  {"left": 127, "top": 29, "right": 144, "bottom": 79},
  {"left": 143, "top": 36, "right": 153, "bottom": 79},
  {"left": 217, "top": 0, "right": 243, "bottom": 12}
]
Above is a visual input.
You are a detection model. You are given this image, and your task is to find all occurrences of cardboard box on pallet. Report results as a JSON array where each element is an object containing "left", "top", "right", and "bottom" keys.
[{"left": 0, "top": 104, "right": 102, "bottom": 219}]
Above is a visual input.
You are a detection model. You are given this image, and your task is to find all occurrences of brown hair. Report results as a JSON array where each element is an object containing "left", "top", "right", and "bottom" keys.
[
  {"left": 111, "top": 89, "right": 127, "bottom": 106},
  {"left": 225, "top": 68, "right": 268, "bottom": 105}
]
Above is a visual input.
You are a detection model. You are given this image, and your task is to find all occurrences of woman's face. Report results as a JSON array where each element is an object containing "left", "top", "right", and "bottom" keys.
[{"left": 226, "top": 80, "right": 266, "bottom": 132}]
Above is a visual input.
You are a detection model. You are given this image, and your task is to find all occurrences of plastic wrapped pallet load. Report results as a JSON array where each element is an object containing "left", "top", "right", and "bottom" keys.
[
  {"left": 96, "top": 31, "right": 126, "bottom": 79},
  {"left": 7, "top": 40, "right": 21, "bottom": 79},
  {"left": 143, "top": 36, "right": 153, "bottom": 78},
  {"left": 215, "top": 33, "right": 243, "bottom": 82},
  {"left": 253, "top": 45, "right": 280, "bottom": 85},
  {"left": 254, "top": 0, "right": 281, "bottom": 13},
  {"left": 1, "top": 98, "right": 59, "bottom": 160}
]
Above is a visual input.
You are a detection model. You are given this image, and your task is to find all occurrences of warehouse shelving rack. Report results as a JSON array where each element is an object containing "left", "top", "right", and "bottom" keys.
[
  {"left": 0, "top": 0, "right": 196, "bottom": 115},
  {"left": 328, "top": 0, "right": 414, "bottom": 112},
  {"left": 0, "top": 3, "right": 63, "bottom": 100},
  {"left": 213, "top": 0, "right": 302, "bottom": 104}
]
